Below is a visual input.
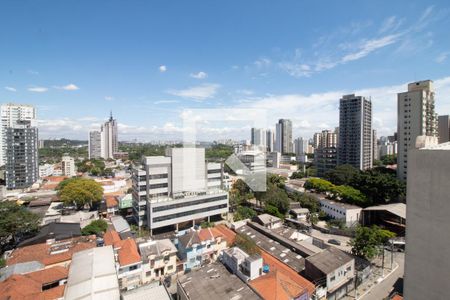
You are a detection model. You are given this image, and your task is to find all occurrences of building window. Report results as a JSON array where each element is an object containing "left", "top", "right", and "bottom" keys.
[
  {"left": 129, "top": 265, "right": 138, "bottom": 271},
  {"left": 330, "top": 275, "right": 335, "bottom": 282},
  {"left": 146, "top": 271, "right": 152, "bottom": 277}
]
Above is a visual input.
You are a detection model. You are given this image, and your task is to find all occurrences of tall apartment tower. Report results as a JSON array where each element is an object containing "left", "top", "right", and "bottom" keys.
[
  {"left": 372, "top": 129, "right": 379, "bottom": 161},
  {"left": 404, "top": 141, "right": 450, "bottom": 299},
  {"left": 294, "top": 137, "right": 308, "bottom": 157},
  {"left": 250, "top": 128, "right": 266, "bottom": 149},
  {"left": 397, "top": 80, "right": 437, "bottom": 181},
  {"left": 275, "top": 119, "right": 292, "bottom": 154},
  {"left": 0, "top": 103, "right": 36, "bottom": 167},
  {"left": 438, "top": 115, "right": 450, "bottom": 143},
  {"left": 338, "top": 94, "right": 373, "bottom": 170},
  {"left": 314, "top": 130, "right": 338, "bottom": 177},
  {"left": 132, "top": 148, "right": 228, "bottom": 233},
  {"left": 266, "top": 130, "right": 274, "bottom": 152},
  {"left": 5, "top": 120, "right": 38, "bottom": 189},
  {"left": 100, "top": 112, "right": 118, "bottom": 159},
  {"left": 88, "top": 131, "right": 102, "bottom": 159}
]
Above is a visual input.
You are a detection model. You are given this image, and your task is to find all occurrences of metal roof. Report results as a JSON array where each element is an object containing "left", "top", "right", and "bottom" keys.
[
  {"left": 64, "top": 246, "right": 120, "bottom": 300},
  {"left": 0, "top": 261, "right": 44, "bottom": 282},
  {"left": 306, "top": 247, "right": 353, "bottom": 275},
  {"left": 363, "top": 203, "right": 406, "bottom": 219},
  {"left": 111, "top": 215, "right": 131, "bottom": 233},
  {"left": 121, "top": 283, "right": 171, "bottom": 300}
]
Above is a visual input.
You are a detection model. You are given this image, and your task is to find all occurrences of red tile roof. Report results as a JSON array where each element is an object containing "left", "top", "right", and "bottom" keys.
[
  {"left": 105, "top": 196, "right": 118, "bottom": 208},
  {"left": 117, "top": 239, "right": 141, "bottom": 266},
  {"left": 44, "top": 176, "right": 67, "bottom": 183},
  {"left": 250, "top": 250, "right": 315, "bottom": 300},
  {"left": 0, "top": 267, "right": 68, "bottom": 300},
  {"left": 392, "top": 295, "right": 403, "bottom": 300},
  {"left": 214, "top": 224, "right": 236, "bottom": 246},
  {"left": 103, "top": 230, "right": 121, "bottom": 247},
  {"left": 7, "top": 237, "right": 96, "bottom": 267}
]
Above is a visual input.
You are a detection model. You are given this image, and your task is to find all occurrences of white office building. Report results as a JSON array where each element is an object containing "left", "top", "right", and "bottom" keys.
[
  {"left": 132, "top": 148, "right": 228, "bottom": 233},
  {"left": 318, "top": 197, "right": 362, "bottom": 226},
  {"left": 294, "top": 137, "right": 308, "bottom": 157},
  {"left": 0, "top": 103, "right": 36, "bottom": 167},
  {"left": 39, "top": 164, "right": 54, "bottom": 178},
  {"left": 61, "top": 155, "right": 76, "bottom": 177},
  {"left": 250, "top": 128, "right": 266, "bottom": 150},
  {"left": 397, "top": 80, "right": 437, "bottom": 181}
]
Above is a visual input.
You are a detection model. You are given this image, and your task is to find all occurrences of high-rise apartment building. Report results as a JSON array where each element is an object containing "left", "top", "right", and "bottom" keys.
[
  {"left": 372, "top": 129, "right": 379, "bottom": 161},
  {"left": 0, "top": 103, "right": 36, "bottom": 167},
  {"left": 397, "top": 80, "right": 437, "bottom": 181},
  {"left": 88, "top": 131, "right": 102, "bottom": 159},
  {"left": 101, "top": 113, "right": 118, "bottom": 159},
  {"left": 250, "top": 128, "right": 266, "bottom": 149},
  {"left": 61, "top": 155, "right": 76, "bottom": 177},
  {"left": 404, "top": 140, "right": 450, "bottom": 300},
  {"left": 314, "top": 130, "right": 338, "bottom": 177},
  {"left": 132, "top": 148, "right": 228, "bottom": 234},
  {"left": 438, "top": 115, "right": 450, "bottom": 143},
  {"left": 5, "top": 120, "right": 38, "bottom": 189},
  {"left": 338, "top": 94, "right": 373, "bottom": 170},
  {"left": 266, "top": 129, "right": 274, "bottom": 152},
  {"left": 294, "top": 137, "right": 308, "bottom": 157},
  {"left": 275, "top": 119, "right": 292, "bottom": 154}
]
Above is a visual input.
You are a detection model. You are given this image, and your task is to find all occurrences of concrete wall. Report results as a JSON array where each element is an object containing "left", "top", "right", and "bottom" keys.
[{"left": 404, "top": 148, "right": 450, "bottom": 300}]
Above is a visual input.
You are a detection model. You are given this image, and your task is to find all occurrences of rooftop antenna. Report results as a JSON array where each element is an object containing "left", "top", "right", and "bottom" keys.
[{"left": 109, "top": 110, "right": 113, "bottom": 121}]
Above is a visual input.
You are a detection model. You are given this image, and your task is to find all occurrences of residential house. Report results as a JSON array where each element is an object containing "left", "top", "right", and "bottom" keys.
[
  {"left": 0, "top": 266, "right": 68, "bottom": 300},
  {"left": 253, "top": 214, "right": 282, "bottom": 229},
  {"left": 18, "top": 222, "right": 82, "bottom": 247},
  {"left": 176, "top": 227, "right": 228, "bottom": 271},
  {"left": 304, "top": 247, "right": 355, "bottom": 300},
  {"left": 138, "top": 239, "right": 177, "bottom": 284},
  {"left": 249, "top": 250, "right": 315, "bottom": 300},
  {"left": 103, "top": 230, "right": 142, "bottom": 291},
  {"left": 290, "top": 208, "right": 310, "bottom": 220},
  {"left": 6, "top": 236, "right": 96, "bottom": 268},
  {"left": 222, "top": 247, "right": 263, "bottom": 282},
  {"left": 318, "top": 197, "right": 362, "bottom": 227},
  {"left": 105, "top": 195, "right": 119, "bottom": 217}
]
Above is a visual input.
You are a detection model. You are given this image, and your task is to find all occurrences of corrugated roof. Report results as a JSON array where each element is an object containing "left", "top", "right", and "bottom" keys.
[
  {"left": 306, "top": 247, "right": 353, "bottom": 275},
  {"left": 363, "top": 203, "right": 406, "bottom": 219},
  {"left": 64, "top": 246, "right": 120, "bottom": 300}
]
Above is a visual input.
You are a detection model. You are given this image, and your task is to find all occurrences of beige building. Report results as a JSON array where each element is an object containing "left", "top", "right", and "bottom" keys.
[
  {"left": 404, "top": 141, "right": 450, "bottom": 299},
  {"left": 139, "top": 239, "right": 177, "bottom": 284},
  {"left": 61, "top": 155, "right": 76, "bottom": 177},
  {"left": 397, "top": 80, "right": 437, "bottom": 181}
]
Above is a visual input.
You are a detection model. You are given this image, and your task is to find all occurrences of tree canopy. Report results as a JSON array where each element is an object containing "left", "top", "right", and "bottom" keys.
[
  {"left": 349, "top": 225, "right": 396, "bottom": 260},
  {"left": 0, "top": 202, "right": 40, "bottom": 250},
  {"left": 58, "top": 178, "right": 103, "bottom": 209},
  {"left": 233, "top": 206, "right": 257, "bottom": 221},
  {"left": 81, "top": 219, "right": 108, "bottom": 236}
]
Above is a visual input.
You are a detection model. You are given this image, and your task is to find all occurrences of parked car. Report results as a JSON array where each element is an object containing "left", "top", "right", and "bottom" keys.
[{"left": 328, "top": 239, "right": 341, "bottom": 246}]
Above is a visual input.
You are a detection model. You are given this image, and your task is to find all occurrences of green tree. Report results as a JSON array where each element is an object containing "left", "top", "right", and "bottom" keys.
[
  {"left": 0, "top": 202, "right": 40, "bottom": 249},
  {"left": 324, "top": 164, "right": 359, "bottom": 186},
  {"left": 81, "top": 219, "right": 108, "bottom": 236},
  {"left": 233, "top": 206, "right": 257, "bottom": 221},
  {"left": 290, "top": 171, "right": 305, "bottom": 179},
  {"left": 264, "top": 204, "right": 284, "bottom": 219},
  {"left": 332, "top": 185, "right": 371, "bottom": 207},
  {"left": 307, "top": 212, "right": 319, "bottom": 225},
  {"left": 304, "top": 178, "right": 335, "bottom": 192},
  {"left": 380, "top": 155, "right": 397, "bottom": 165},
  {"left": 258, "top": 183, "right": 290, "bottom": 214},
  {"left": 349, "top": 225, "right": 396, "bottom": 260},
  {"left": 200, "top": 221, "right": 215, "bottom": 228},
  {"left": 58, "top": 178, "right": 103, "bottom": 209}
]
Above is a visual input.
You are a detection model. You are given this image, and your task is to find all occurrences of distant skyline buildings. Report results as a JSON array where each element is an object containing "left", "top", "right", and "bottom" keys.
[{"left": 275, "top": 119, "right": 293, "bottom": 154}]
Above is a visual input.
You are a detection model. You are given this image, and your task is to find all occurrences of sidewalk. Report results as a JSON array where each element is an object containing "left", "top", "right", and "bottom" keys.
[{"left": 343, "top": 253, "right": 398, "bottom": 300}]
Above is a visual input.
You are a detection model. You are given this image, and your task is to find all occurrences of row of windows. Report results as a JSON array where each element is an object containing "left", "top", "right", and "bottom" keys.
[
  {"left": 152, "top": 204, "right": 227, "bottom": 223},
  {"left": 207, "top": 169, "right": 221, "bottom": 174},
  {"left": 152, "top": 195, "right": 228, "bottom": 212},
  {"left": 150, "top": 183, "right": 168, "bottom": 189}
]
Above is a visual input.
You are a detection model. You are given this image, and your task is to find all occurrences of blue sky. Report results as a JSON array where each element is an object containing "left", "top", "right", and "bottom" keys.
[{"left": 1, "top": 0, "right": 450, "bottom": 141}]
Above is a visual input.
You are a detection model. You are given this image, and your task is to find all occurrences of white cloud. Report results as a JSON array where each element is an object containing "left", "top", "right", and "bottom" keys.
[
  {"left": 167, "top": 83, "right": 220, "bottom": 100},
  {"left": 28, "top": 86, "right": 48, "bottom": 93},
  {"left": 104, "top": 96, "right": 114, "bottom": 101},
  {"left": 435, "top": 52, "right": 449, "bottom": 63},
  {"left": 379, "top": 16, "right": 403, "bottom": 34},
  {"left": 27, "top": 69, "right": 39, "bottom": 75},
  {"left": 159, "top": 65, "right": 167, "bottom": 72},
  {"left": 341, "top": 34, "right": 399, "bottom": 63},
  {"left": 154, "top": 100, "right": 179, "bottom": 104},
  {"left": 4, "top": 86, "right": 17, "bottom": 92},
  {"left": 54, "top": 83, "right": 80, "bottom": 91},
  {"left": 190, "top": 71, "right": 208, "bottom": 79}
]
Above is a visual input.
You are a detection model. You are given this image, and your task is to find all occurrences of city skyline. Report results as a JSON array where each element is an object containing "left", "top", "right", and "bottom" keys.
[{"left": 1, "top": 1, "right": 450, "bottom": 141}]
